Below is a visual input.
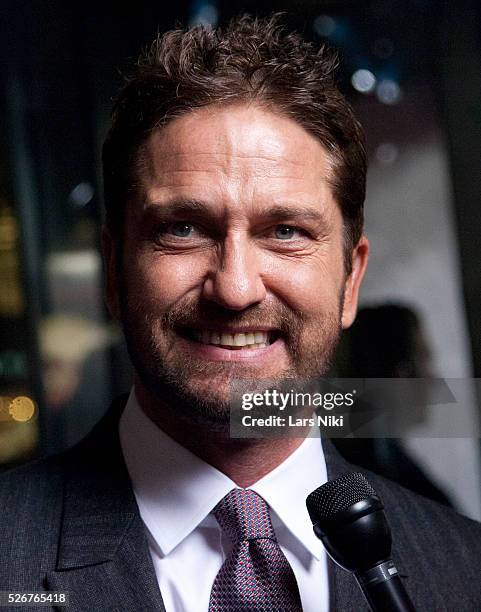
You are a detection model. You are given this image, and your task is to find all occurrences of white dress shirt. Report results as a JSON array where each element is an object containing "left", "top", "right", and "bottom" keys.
[{"left": 119, "top": 388, "right": 330, "bottom": 612}]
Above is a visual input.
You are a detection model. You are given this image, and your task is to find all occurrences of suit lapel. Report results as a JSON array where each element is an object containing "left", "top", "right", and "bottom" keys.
[{"left": 46, "top": 396, "right": 165, "bottom": 611}]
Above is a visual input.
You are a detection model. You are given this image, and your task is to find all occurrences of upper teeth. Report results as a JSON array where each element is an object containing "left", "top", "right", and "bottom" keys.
[{"left": 194, "top": 330, "right": 269, "bottom": 347}]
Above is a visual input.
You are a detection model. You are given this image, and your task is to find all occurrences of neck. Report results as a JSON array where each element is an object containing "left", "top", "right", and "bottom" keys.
[{"left": 134, "top": 380, "right": 309, "bottom": 488}]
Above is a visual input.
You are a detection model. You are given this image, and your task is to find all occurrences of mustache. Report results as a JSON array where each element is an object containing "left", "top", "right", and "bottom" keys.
[{"left": 161, "top": 299, "right": 306, "bottom": 334}]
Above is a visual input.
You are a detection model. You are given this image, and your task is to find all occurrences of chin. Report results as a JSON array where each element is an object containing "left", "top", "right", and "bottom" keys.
[{"left": 164, "top": 386, "right": 233, "bottom": 431}]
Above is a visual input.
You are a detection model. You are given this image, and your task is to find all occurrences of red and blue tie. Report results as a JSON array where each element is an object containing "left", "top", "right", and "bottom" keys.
[{"left": 209, "top": 488, "right": 303, "bottom": 611}]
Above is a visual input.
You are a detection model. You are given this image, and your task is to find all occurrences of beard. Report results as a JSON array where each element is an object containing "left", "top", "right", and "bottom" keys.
[{"left": 119, "top": 278, "right": 344, "bottom": 429}]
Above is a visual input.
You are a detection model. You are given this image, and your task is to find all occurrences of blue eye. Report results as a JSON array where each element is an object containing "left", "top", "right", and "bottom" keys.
[
  {"left": 274, "top": 225, "right": 297, "bottom": 239},
  {"left": 169, "top": 222, "right": 194, "bottom": 237}
]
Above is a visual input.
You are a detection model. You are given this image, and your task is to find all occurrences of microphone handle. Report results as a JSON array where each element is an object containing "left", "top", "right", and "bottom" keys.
[{"left": 355, "top": 560, "right": 417, "bottom": 612}]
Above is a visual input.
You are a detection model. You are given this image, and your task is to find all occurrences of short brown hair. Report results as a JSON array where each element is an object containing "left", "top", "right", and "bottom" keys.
[{"left": 102, "top": 14, "right": 366, "bottom": 273}]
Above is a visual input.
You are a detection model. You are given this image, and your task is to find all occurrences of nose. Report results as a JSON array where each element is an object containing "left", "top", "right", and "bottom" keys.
[{"left": 202, "top": 233, "right": 266, "bottom": 310}]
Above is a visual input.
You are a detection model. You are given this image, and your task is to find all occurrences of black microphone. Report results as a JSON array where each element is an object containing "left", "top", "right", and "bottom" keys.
[{"left": 306, "top": 472, "right": 416, "bottom": 612}]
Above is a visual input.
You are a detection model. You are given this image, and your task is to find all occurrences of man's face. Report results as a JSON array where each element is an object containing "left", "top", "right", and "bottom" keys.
[{"left": 104, "top": 104, "right": 368, "bottom": 424}]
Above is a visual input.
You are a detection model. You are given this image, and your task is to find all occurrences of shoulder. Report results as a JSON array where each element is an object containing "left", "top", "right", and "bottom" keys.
[
  {"left": 362, "top": 468, "right": 481, "bottom": 605},
  {"left": 0, "top": 394, "right": 127, "bottom": 521},
  {"left": 323, "top": 436, "right": 481, "bottom": 605},
  {"left": 368, "top": 467, "right": 481, "bottom": 541},
  {"left": 0, "top": 452, "right": 69, "bottom": 534},
  {"left": 0, "top": 454, "right": 68, "bottom": 586},
  {"left": 324, "top": 437, "right": 481, "bottom": 543},
  {"left": 0, "top": 453, "right": 65, "bottom": 510},
  {"left": 0, "top": 397, "right": 122, "bottom": 516},
  {"left": 323, "top": 438, "right": 481, "bottom": 548}
]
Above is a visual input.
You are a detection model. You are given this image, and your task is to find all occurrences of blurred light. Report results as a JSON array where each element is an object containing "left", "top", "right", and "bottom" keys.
[
  {"left": 313, "top": 15, "right": 336, "bottom": 37},
  {"left": 8, "top": 396, "right": 36, "bottom": 422},
  {"left": 376, "top": 79, "right": 402, "bottom": 104},
  {"left": 0, "top": 210, "right": 18, "bottom": 250},
  {"left": 189, "top": 3, "right": 218, "bottom": 27},
  {"left": 0, "top": 396, "right": 13, "bottom": 421},
  {"left": 69, "top": 182, "right": 94, "bottom": 208},
  {"left": 351, "top": 69, "right": 376, "bottom": 94},
  {"left": 375, "top": 142, "right": 399, "bottom": 165},
  {"left": 373, "top": 38, "right": 394, "bottom": 59},
  {"left": 48, "top": 250, "right": 100, "bottom": 278}
]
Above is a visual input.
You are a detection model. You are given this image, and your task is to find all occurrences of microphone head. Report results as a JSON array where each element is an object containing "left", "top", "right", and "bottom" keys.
[
  {"left": 306, "top": 472, "right": 377, "bottom": 523},
  {"left": 306, "top": 472, "right": 392, "bottom": 572}
]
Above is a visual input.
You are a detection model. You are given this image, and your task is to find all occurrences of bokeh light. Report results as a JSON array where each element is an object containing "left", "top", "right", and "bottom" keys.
[
  {"left": 376, "top": 79, "right": 402, "bottom": 104},
  {"left": 351, "top": 69, "right": 377, "bottom": 94}
]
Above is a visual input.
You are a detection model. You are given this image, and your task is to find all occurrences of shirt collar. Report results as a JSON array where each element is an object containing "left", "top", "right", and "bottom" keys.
[
  {"left": 119, "top": 388, "right": 327, "bottom": 560},
  {"left": 249, "top": 430, "right": 328, "bottom": 560},
  {"left": 119, "top": 388, "right": 235, "bottom": 555}
]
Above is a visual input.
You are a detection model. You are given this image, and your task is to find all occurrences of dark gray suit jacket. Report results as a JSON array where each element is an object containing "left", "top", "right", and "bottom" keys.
[{"left": 1, "top": 395, "right": 481, "bottom": 611}]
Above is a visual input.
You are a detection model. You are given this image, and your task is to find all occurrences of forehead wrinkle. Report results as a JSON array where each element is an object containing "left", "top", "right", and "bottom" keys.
[
  {"left": 141, "top": 163, "right": 313, "bottom": 202},
  {"left": 142, "top": 164, "right": 334, "bottom": 221},
  {"left": 144, "top": 153, "right": 307, "bottom": 184},
  {"left": 142, "top": 118, "right": 316, "bottom": 177},
  {"left": 142, "top": 150, "right": 305, "bottom": 163}
]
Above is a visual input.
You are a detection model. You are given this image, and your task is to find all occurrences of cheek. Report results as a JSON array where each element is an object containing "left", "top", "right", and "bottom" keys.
[
  {"left": 262, "top": 253, "right": 345, "bottom": 316},
  {"left": 129, "top": 253, "right": 207, "bottom": 308}
]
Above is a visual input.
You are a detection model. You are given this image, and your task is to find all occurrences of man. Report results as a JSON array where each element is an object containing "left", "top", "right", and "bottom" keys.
[{"left": 1, "top": 14, "right": 481, "bottom": 612}]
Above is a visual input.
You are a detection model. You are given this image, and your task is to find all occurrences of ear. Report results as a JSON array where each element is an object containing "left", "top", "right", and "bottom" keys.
[
  {"left": 101, "top": 225, "right": 121, "bottom": 320},
  {"left": 341, "top": 235, "right": 369, "bottom": 329}
]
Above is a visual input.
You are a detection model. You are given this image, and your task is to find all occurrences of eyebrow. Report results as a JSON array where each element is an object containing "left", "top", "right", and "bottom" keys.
[
  {"left": 259, "top": 205, "right": 329, "bottom": 224},
  {"left": 141, "top": 200, "right": 331, "bottom": 226},
  {"left": 143, "top": 200, "right": 211, "bottom": 218}
]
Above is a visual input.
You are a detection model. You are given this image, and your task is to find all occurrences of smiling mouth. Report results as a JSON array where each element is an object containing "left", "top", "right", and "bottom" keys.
[{"left": 179, "top": 329, "right": 280, "bottom": 350}]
